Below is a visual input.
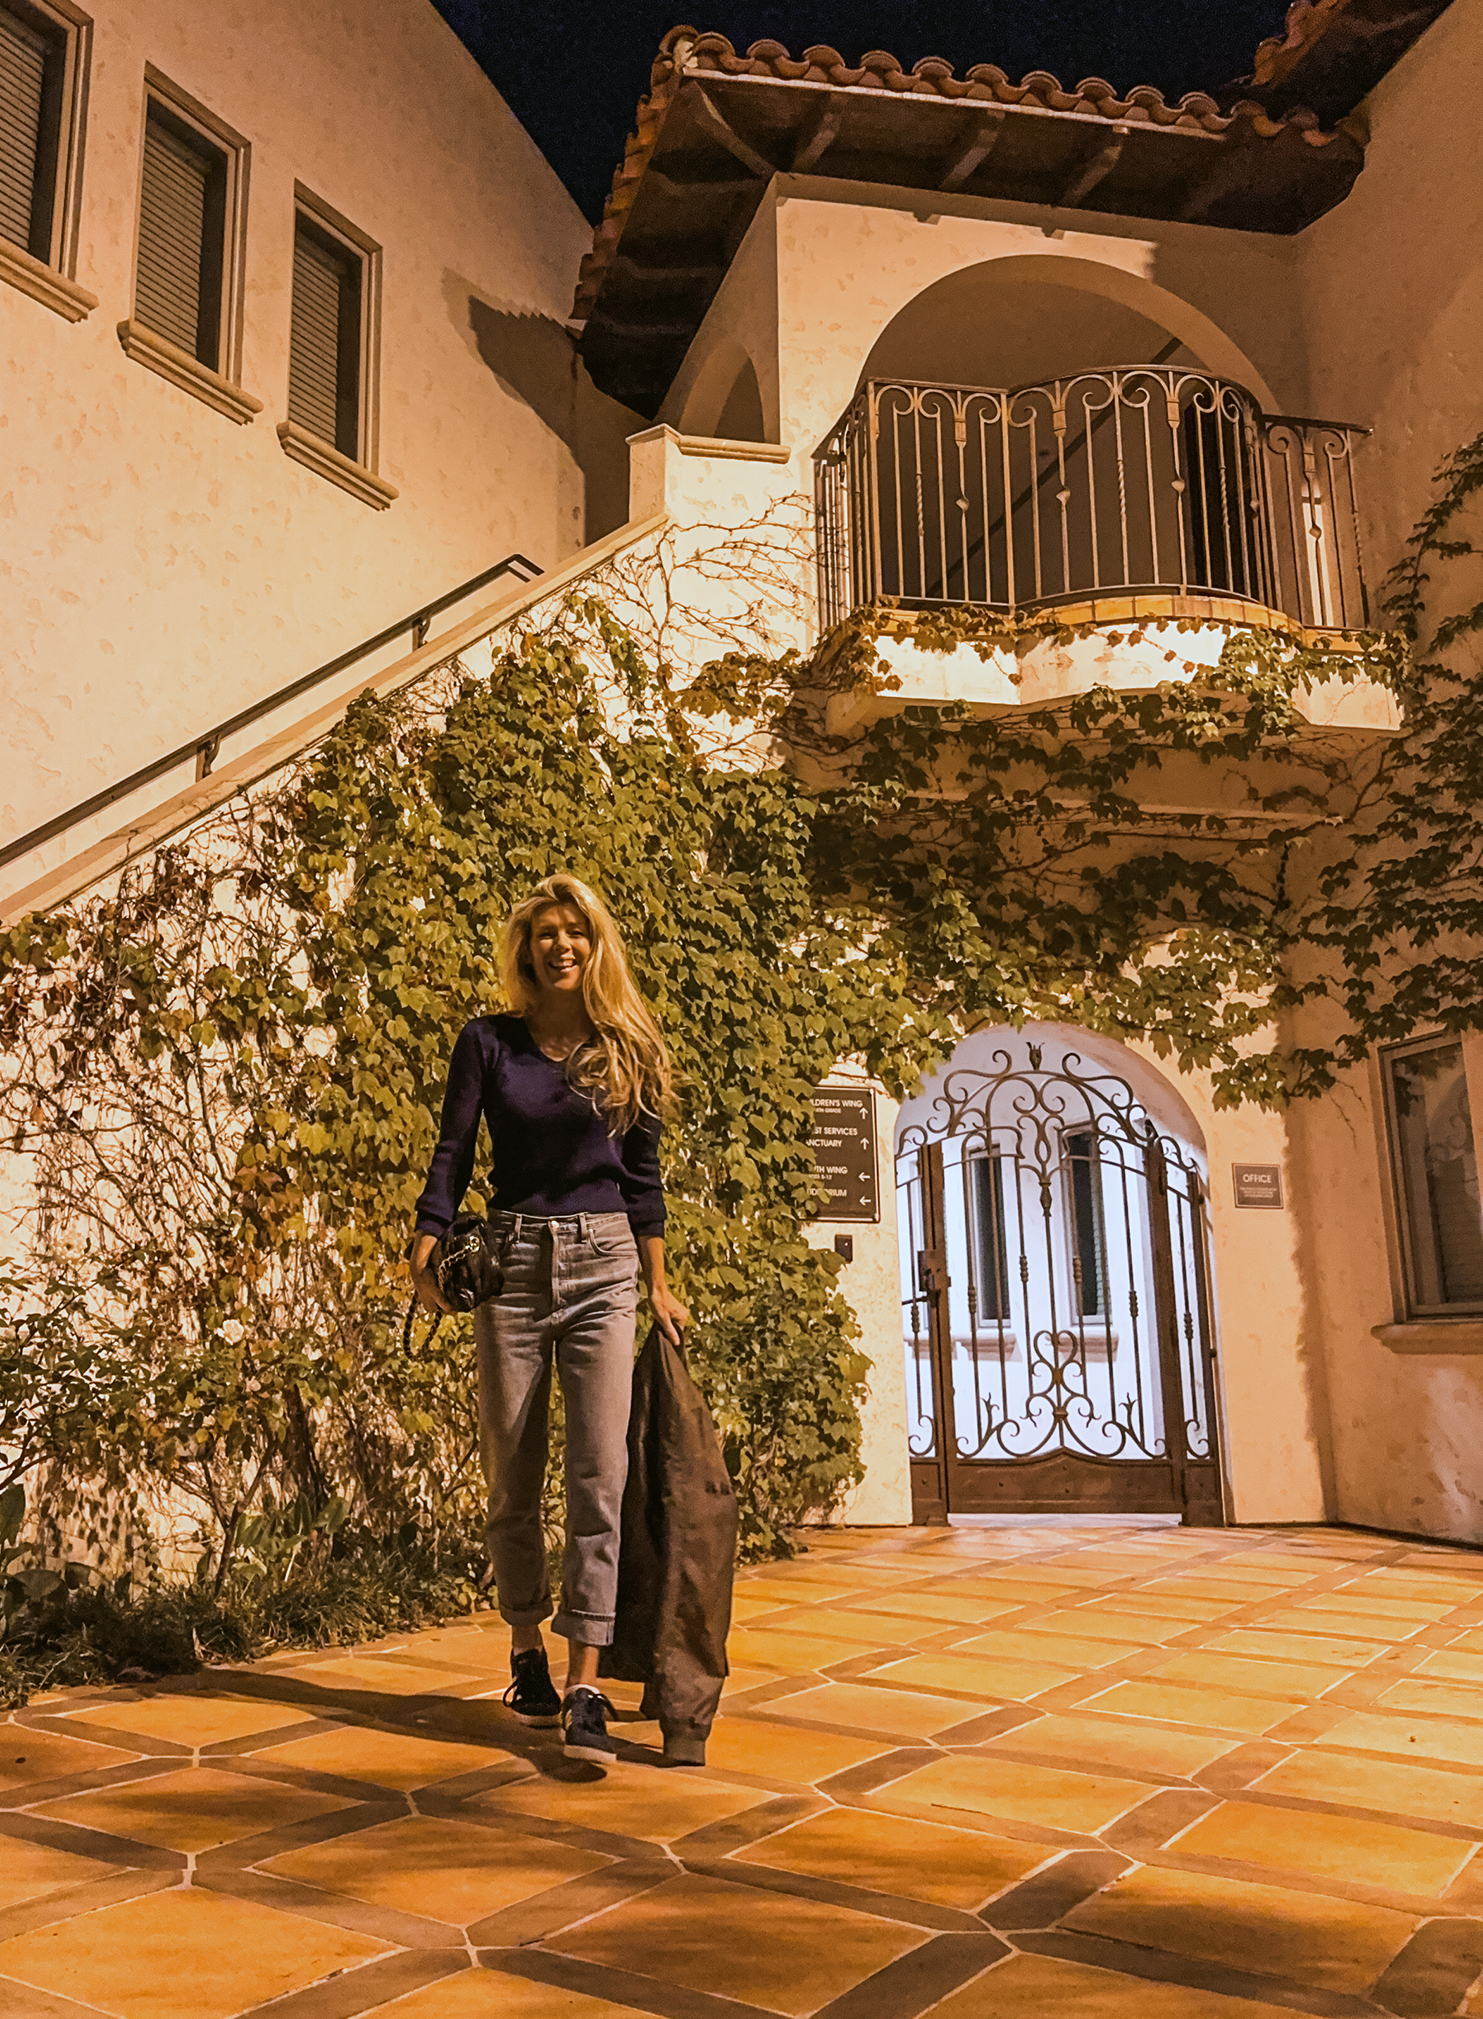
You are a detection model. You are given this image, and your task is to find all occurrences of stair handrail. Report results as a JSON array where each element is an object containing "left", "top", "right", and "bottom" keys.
[{"left": 1, "top": 551, "right": 542, "bottom": 871}]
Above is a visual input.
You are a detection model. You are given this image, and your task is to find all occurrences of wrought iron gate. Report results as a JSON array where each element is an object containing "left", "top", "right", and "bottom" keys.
[{"left": 898, "top": 1046, "right": 1224, "bottom": 1523}]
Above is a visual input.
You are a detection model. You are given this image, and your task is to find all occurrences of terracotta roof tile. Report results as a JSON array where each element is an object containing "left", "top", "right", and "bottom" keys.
[
  {"left": 1251, "top": 0, "right": 1351, "bottom": 87},
  {"left": 1222, "top": 0, "right": 1453, "bottom": 117},
  {"left": 668, "top": 27, "right": 1321, "bottom": 132},
  {"left": 572, "top": 25, "right": 1349, "bottom": 325}
]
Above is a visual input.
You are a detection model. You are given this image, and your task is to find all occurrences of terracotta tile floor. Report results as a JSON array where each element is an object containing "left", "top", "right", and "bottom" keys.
[{"left": 7, "top": 1524, "right": 1483, "bottom": 2016}]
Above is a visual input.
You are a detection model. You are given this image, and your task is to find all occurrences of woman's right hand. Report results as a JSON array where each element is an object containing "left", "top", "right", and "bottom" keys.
[{"left": 409, "top": 1231, "right": 453, "bottom": 1315}]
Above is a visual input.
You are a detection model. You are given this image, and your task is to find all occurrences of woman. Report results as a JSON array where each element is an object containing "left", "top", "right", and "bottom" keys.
[{"left": 409, "top": 874, "right": 687, "bottom": 1764}]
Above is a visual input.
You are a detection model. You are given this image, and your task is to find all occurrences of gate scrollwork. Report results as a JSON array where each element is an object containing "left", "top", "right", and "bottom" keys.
[{"left": 898, "top": 1050, "right": 1216, "bottom": 1476}]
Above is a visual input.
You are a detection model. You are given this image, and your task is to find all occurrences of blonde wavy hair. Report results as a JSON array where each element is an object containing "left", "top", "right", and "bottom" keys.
[{"left": 500, "top": 874, "right": 672, "bottom": 1136}]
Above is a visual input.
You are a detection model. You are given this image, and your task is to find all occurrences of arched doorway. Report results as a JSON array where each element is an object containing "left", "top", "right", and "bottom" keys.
[{"left": 896, "top": 1026, "right": 1224, "bottom": 1526}]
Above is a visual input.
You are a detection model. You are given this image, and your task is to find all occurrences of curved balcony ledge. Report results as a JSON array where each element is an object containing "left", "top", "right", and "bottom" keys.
[
  {"left": 876, "top": 589, "right": 1363, "bottom": 646},
  {"left": 822, "top": 601, "right": 1401, "bottom": 739},
  {"left": 815, "top": 370, "right": 1377, "bottom": 650}
]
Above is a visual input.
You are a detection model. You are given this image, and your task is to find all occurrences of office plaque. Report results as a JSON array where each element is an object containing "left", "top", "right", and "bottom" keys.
[
  {"left": 809, "top": 1088, "right": 880, "bottom": 1223},
  {"left": 1233, "top": 1162, "right": 1284, "bottom": 1209}
]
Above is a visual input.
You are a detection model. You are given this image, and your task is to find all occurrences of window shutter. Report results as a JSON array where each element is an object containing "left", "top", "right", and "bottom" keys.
[
  {"left": 0, "top": 5, "right": 46, "bottom": 253},
  {"left": 288, "top": 229, "right": 345, "bottom": 447},
  {"left": 136, "top": 112, "right": 208, "bottom": 358}
]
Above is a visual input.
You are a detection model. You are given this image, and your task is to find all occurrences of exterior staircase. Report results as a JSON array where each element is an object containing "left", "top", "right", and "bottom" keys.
[{"left": 1, "top": 514, "right": 669, "bottom": 925}]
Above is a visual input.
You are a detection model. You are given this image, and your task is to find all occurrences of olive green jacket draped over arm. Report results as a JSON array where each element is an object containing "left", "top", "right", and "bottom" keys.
[{"left": 600, "top": 1326, "right": 737, "bottom": 1743}]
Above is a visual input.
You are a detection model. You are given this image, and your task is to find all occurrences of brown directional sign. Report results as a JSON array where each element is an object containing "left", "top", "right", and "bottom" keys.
[
  {"left": 810, "top": 1088, "right": 880, "bottom": 1223},
  {"left": 1233, "top": 1162, "right": 1284, "bottom": 1209}
]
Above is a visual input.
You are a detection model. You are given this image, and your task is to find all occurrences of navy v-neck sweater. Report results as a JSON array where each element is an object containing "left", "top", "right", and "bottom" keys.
[{"left": 413, "top": 1014, "right": 665, "bottom": 1239}]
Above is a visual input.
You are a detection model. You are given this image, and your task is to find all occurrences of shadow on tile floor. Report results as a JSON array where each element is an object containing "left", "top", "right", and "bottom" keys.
[{"left": 5, "top": 1521, "right": 1483, "bottom": 2016}]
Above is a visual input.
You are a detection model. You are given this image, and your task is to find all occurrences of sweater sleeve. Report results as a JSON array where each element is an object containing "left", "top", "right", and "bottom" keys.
[
  {"left": 621, "top": 1112, "right": 667, "bottom": 1240},
  {"left": 413, "top": 1020, "right": 487, "bottom": 1235}
]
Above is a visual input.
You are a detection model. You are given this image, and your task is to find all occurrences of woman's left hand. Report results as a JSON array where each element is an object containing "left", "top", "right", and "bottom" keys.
[
  {"left": 650, "top": 1282, "right": 690, "bottom": 1346},
  {"left": 637, "top": 1236, "right": 688, "bottom": 1345}
]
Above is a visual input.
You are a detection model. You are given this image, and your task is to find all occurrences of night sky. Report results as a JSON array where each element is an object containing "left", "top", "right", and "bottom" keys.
[{"left": 431, "top": 2, "right": 1292, "bottom": 222}]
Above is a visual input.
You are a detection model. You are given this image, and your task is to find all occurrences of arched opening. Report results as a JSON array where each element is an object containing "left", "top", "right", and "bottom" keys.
[
  {"left": 677, "top": 336, "right": 768, "bottom": 441},
  {"left": 859, "top": 255, "right": 1275, "bottom": 407},
  {"left": 815, "top": 258, "right": 1299, "bottom": 623},
  {"left": 894, "top": 1024, "right": 1222, "bottom": 1525},
  {"left": 714, "top": 355, "right": 765, "bottom": 442},
  {"left": 864, "top": 270, "right": 1200, "bottom": 389}
]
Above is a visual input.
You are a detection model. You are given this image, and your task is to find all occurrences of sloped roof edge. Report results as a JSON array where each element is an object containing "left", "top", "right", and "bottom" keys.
[
  {"left": 1229, "top": 0, "right": 1454, "bottom": 116},
  {"left": 572, "top": 24, "right": 1351, "bottom": 326}
]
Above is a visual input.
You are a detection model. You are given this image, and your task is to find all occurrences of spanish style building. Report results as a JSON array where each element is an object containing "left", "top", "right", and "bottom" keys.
[{"left": 3, "top": 0, "right": 1481, "bottom": 1541}]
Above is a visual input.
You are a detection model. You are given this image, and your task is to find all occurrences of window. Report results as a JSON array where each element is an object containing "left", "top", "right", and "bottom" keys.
[
  {"left": 277, "top": 188, "right": 393, "bottom": 507},
  {"left": 118, "top": 71, "right": 257, "bottom": 423},
  {"left": 289, "top": 212, "right": 361, "bottom": 457},
  {"left": 970, "top": 1153, "right": 1014, "bottom": 1323},
  {"left": 0, "top": 4, "right": 56, "bottom": 257},
  {"left": 136, "top": 101, "right": 227, "bottom": 366},
  {"left": 1065, "top": 1130, "right": 1110, "bottom": 1320},
  {"left": 0, "top": 0, "right": 93, "bottom": 320},
  {"left": 1383, "top": 1035, "right": 1483, "bottom": 1316}
]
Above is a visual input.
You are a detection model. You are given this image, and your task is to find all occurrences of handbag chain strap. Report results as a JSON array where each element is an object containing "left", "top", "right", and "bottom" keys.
[{"left": 402, "top": 1298, "right": 443, "bottom": 1357}]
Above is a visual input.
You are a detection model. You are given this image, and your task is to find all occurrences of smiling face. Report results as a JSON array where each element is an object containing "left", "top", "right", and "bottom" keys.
[{"left": 527, "top": 901, "right": 592, "bottom": 998}]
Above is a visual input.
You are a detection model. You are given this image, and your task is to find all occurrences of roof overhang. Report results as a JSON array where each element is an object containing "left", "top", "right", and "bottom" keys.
[
  {"left": 1223, "top": 0, "right": 1455, "bottom": 121},
  {"left": 575, "top": 29, "right": 1372, "bottom": 419}
]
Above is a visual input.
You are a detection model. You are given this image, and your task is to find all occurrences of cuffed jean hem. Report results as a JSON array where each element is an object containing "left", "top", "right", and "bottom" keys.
[
  {"left": 498, "top": 1598, "right": 553, "bottom": 1629},
  {"left": 552, "top": 1608, "right": 616, "bottom": 1646}
]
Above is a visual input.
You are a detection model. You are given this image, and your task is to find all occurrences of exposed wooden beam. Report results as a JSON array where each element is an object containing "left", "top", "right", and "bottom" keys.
[
  {"left": 1176, "top": 136, "right": 1261, "bottom": 223},
  {"left": 645, "top": 164, "right": 758, "bottom": 200},
  {"left": 938, "top": 108, "right": 1006, "bottom": 192},
  {"left": 587, "top": 320, "right": 698, "bottom": 342},
  {"left": 690, "top": 87, "right": 780, "bottom": 181},
  {"left": 790, "top": 92, "right": 848, "bottom": 172},
  {"left": 1055, "top": 131, "right": 1128, "bottom": 209},
  {"left": 609, "top": 255, "right": 726, "bottom": 288}
]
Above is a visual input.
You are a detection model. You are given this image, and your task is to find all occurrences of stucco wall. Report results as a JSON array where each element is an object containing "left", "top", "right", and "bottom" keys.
[
  {"left": 769, "top": 185, "right": 1301, "bottom": 459},
  {"left": 1191, "top": 1064, "right": 1330, "bottom": 1525},
  {"left": 2, "top": 0, "right": 636, "bottom": 849},
  {"left": 1286, "top": 1055, "right": 1483, "bottom": 1544},
  {"left": 1298, "top": 0, "right": 1483, "bottom": 572},
  {"left": 1284, "top": 0, "right": 1483, "bottom": 1542},
  {"left": 805, "top": 1082, "right": 912, "bottom": 1529}
]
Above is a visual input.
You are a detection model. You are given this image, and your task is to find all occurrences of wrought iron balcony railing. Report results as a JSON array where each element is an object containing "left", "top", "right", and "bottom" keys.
[{"left": 813, "top": 369, "right": 1370, "bottom": 636}]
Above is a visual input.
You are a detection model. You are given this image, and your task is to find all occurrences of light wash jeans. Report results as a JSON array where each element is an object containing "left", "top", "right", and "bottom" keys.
[{"left": 473, "top": 1210, "right": 638, "bottom": 1645}]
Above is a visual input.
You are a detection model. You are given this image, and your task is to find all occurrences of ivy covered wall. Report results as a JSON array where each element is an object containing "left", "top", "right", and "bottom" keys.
[{"left": 2, "top": 427, "right": 1481, "bottom": 1593}]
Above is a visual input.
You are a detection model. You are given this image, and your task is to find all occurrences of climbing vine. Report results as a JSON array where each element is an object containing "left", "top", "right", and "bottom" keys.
[
  {"left": 694, "top": 588, "right": 1409, "bottom": 1104},
  {"left": 0, "top": 589, "right": 942, "bottom": 1576},
  {"left": 2, "top": 433, "right": 1480, "bottom": 1604}
]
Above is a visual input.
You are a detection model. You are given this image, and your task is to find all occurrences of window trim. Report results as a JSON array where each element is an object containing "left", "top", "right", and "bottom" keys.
[
  {"left": 1373, "top": 1318, "right": 1483, "bottom": 1355},
  {"left": 277, "top": 183, "right": 394, "bottom": 507},
  {"left": 117, "top": 65, "right": 257, "bottom": 419},
  {"left": 1377, "top": 1029, "right": 1483, "bottom": 1322},
  {"left": 0, "top": 0, "right": 95, "bottom": 320}
]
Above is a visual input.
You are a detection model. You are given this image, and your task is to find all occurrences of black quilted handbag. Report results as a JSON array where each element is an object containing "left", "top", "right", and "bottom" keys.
[
  {"left": 436, "top": 1214, "right": 504, "bottom": 1312},
  {"left": 403, "top": 1216, "right": 504, "bottom": 1355}
]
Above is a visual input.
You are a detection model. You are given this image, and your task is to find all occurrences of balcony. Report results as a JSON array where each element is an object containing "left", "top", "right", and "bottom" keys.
[{"left": 814, "top": 369, "right": 1371, "bottom": 640}]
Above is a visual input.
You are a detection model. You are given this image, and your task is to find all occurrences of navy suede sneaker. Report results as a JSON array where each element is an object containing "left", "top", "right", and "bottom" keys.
[
  {"left": 562, "top": 1686, "right": 618, "bottom": 1763},
  {"left": 502, "top": 1646, "right": 561, "bottom": 1727}
]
